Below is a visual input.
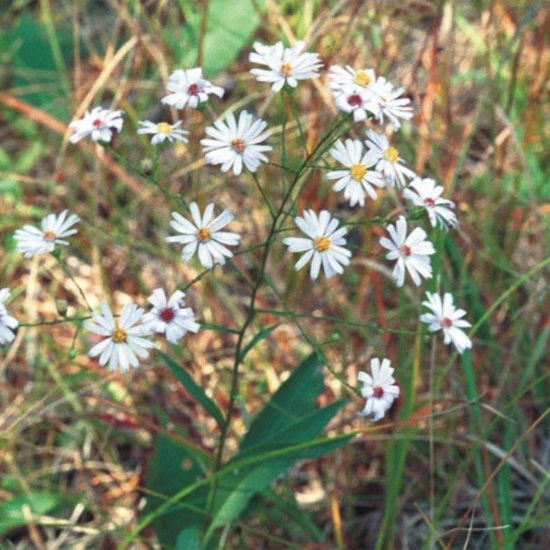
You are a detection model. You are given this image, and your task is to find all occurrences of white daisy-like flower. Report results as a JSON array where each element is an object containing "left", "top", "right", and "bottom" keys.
[
  {"left": 161, "top": 68, "right": 224, "bottom": 109},
  {"left": 358, "top": 357, "right": 400, "bottom": 421},
  {"left": 143, "top": 288, "right": 200, "bottom": 345},
  {"left": 328, "top": 65, "right": 377, "bottom": 93},
  {"left": 86, "top": 303, "right": 154, "bottom": 371},
  {"left": 69, "top": 106, "right": 124, "bottom": 144},
  {"left": 371, "top": 76, "right": 413, "bottom": 130},
  {"left": 333, "top": 84, "right": 381, "bottom": 122},
  {"left": 403, "top": 178, "right": 458, "bottom": 229},
  {"left": 14, "top": 210, "right": 80, "bottom": 258},
  {"left": 137, "top": 120, "right": 189, "bottom": 145},
  {"left": 327, "top": 139, "right": 385, "bottom": 207},
  {"left": 201, "top": 110, "right": 272, "bottom": 175},
  {"left": 420, "top": 292, "right": 472, "bottom": 354},
  {"left": 249, "top": 41, "right": 323, "bottom": 92},
  {"left": 0, "top": 288, "right": 18, "bottom": 346},
  {"left": 166, "top": 202, "right": 240, "bottom": 268},
  {"left": 283, "top": 210, "right": 352, "bottom": 280},
  {"left": 364, "top": 130, "right": 416, "bottom": 187},
  {"left": 379, "top": 216, "right": 435, "bottom": 287}
]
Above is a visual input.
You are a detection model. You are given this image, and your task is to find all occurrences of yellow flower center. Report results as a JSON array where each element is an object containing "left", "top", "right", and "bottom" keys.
[
  {"left": 43, "top": 231, "right": 56, "bottom": 242},
  {"left": 197, "top": 227, "right": 211, "bottom": 242},
  {"left": 354, "top": 70, "right": 371, "bottom": 87},
  {"left": 280, "top": 62, "right": 292, "bottom": 76},
  {"left": 383, "top": 146, "right": 399, "bottom": 163},
  {"left": 112, "top": 327, "right": 127, "bottom": 343},
  {"left": 231, "top": 138, "right": 246, "bottom": 153},
  {"left": 350, "top": 164, "right": 367, "bottom": 181},
  {"left": 313, "top": 236, "right": 331, "bottom": 252},
  {"left": 155, "top": 122, "right": 173, "bottom": 134}
]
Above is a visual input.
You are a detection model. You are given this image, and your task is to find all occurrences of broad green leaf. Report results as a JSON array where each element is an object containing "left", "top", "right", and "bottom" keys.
[
  {"left": 240, "top": 352, "right": 325, "bottom": 451},
  {"left": 205, "top": 354, "right": 347, "bottom": 535},
  {"left": 262, "top": 487, "right": 325, "bottom": 541},
  {"left": 170, "top": 0, "right": 265, "bottom": 75},
  {"left": 238, "top": 323, "right": 279, "bottom": 361},
  {"left": 129, "top": 435, "right": 353, "bottom": 549},
  {"left": 201, "top": 0, "right": 265, "bottom": 75},
  {"left": 1, "top": 13, "right": 72, "bottom": 118},
  {"left": 143, "top": 412, "right": 209, "bottom": 548},
  {"left": 0, "top": 493, "right": 61, "bottom": 535},
  {"left": 159, "top": 351, "right": 224, "bottom": 429},
  {"left": 208, "top": 430, "right": 351, "bottom": 533},
  {"left": 237, "top": 401, "right": 345, "bottom": 456},
  {"left": 176, "top": 525, "right": 201, "bottom": 550}
]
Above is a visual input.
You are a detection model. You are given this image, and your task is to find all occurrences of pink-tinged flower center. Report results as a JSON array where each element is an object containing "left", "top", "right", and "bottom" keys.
[
  {"left": 399, "top": 244, "right": 412, "bottom": 257},
  {"left": 441, "top": 317, "right": 453, "bottom": 328},
  {"left": 373, "top": 386, "right": 384, "bottom": 398},
  {"left": 347, "top": 94, "right": 362, "bottom": 107},
  {"left": 187, "top": 83, "right": 200, "bottom": 95},
  {"left": 231, "top": 138, "right": 246, "bottom": 153},
  {"left": 43, "top": 231, "right": 57, "bottom": 242},
  {"left": 160, "top": 308, "right": 175, "bottom": 322},
  {"left": 92, "top": 118, "right": 103, "bottom": 129},
  {"left": 424, "top": 197, "right": 435, "bottom": 207}
]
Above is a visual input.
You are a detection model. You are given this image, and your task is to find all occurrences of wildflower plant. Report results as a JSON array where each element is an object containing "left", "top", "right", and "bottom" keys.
[{"left": 3, "top": 33, "right": 480, "bottom": 549}]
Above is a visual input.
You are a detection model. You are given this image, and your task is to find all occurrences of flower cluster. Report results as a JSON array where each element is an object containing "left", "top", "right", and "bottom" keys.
[{"left": 4, "top": 39, "right": 473, "bottom": 421}]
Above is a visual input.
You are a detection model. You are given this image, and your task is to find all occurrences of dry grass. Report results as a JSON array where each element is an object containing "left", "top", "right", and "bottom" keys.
[{"left": 0, "top": 0, "right": 548, "bottom": 548}]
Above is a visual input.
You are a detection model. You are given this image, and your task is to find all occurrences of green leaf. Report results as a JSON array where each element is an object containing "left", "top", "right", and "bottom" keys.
[
  {"left": 143, "top": 412, "right": 208, "bottom": 548},
  {"left": 238, "top": 323, "right": 279, "bottom": 361},
  {"left": 0, "top": 493, "right": 61, "bottom": 535},
  {"left": 240, "top": 352, "right": 324, "bottom": 451},
  {"left": 205, "top": 354, "right": 348, "bottom": 536},
  {"left": 170, "top": 0, "right": 265, "bottom": 75},
  {"left": 262, "top": 487, "right": 325, "bottom": 542},
  {"left": 208, "top": 430, "right": 350, "bottom": 533},
  {"left": 159, "top": 351, "right": 224, "bottom": 429},
  {"left": 1, "top": 13, "right": 73, "bottom": 117},
  {"left": 176, "top": 525, "right": 201, "bottom": 550},
  {"left": 131, "top": 435, "right": 352, "bottom": 550}
]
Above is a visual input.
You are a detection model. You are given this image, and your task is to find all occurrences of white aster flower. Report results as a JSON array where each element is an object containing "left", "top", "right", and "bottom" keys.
[
  {"left": 371, "top": 76, "right": 413, "bottom": 130},
  {"left": 328, "top": 65, "right": 377, "bottom": 93},
  {"left": 249, "top": 40, "right": 323, "bottom": 92},
  {"left": 0, "top": 288, "right": 18, "bottom": 346},
  {"left": 137, "top": 120, "right": 188, "bottom": 145},
  {"left": 201, "top": 110, "right": 272, "bottom": 175},
  {"left": 283, "top": 210, "right": 352, "bottom": 280},
  {"left": 420, "top": 292, "right": 472, "bottom": 354},
  {"left": 327, "top": 139, "right": 385, "bottom": 207},
  {"left": 403, "top": 178, "right": 458, "bottom": 229},
  {"left": 364, "top": 130, "right": 416, "bottom": 187},
  {"left": 86, "top": 303, "right": 154, "bottom": 371},
  {"left": 161, "top": 68, "right": 224, "bottom": 109},
  {"left": 143, "top": 288, "right": 200, "bottom": 345},
  {"left": 333, "top": 84, "right": 381, "bottom": 122},
  {"left": 358, "top": 357, "right": 400, "bottom": 421},
  {"left": 379, "top": 216, "right": 435, "bottom": 287},
  {"left": 69, "top": 106, "right": 123, "bottom": 144},
  {"left": 166, "top": 202, "right": 240, "bottom": 268},
  {"left": 14, "top": 210, "right": 80, "bottom": 258}
]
